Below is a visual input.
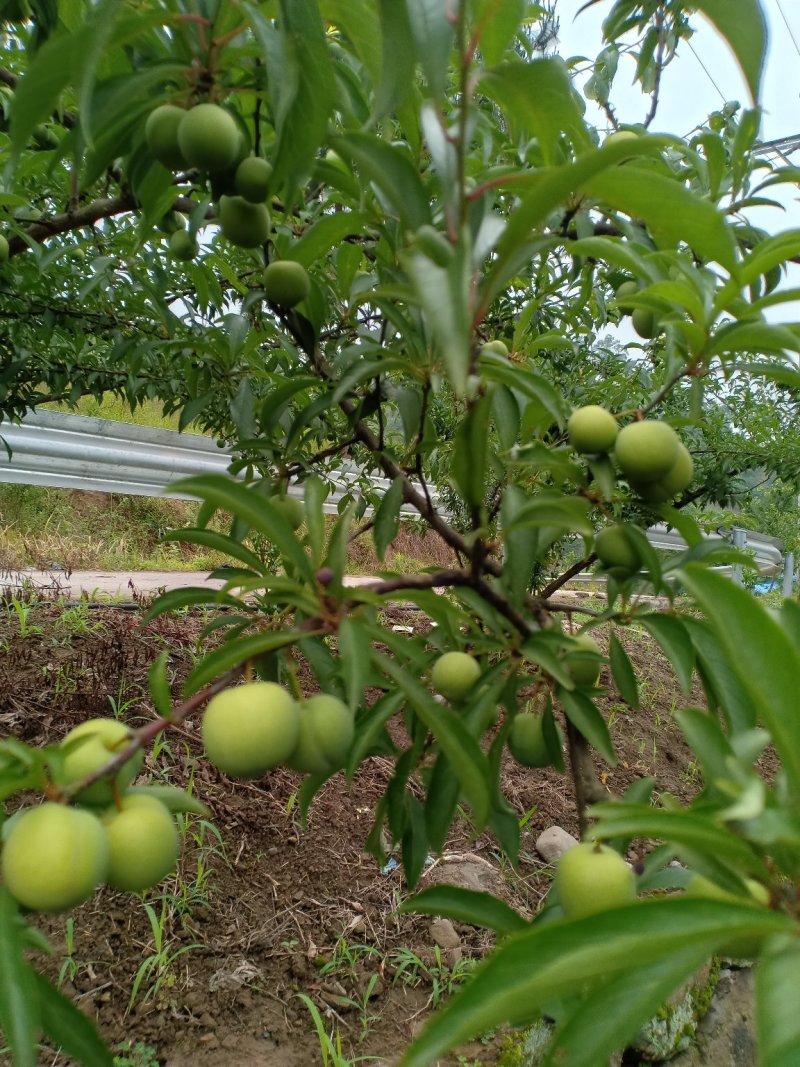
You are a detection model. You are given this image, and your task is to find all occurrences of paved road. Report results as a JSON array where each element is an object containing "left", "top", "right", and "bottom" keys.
[{"left": 2, "top": 568, "right": 383, "bottom": 600}]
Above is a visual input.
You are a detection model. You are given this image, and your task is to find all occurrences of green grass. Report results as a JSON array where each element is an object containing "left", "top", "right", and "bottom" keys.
[
  {"left": 44, "top": 394, "right": 183, "bottom": 432},
  {"left": 0, "top": 484, "right": 225, "bottom": 571}
]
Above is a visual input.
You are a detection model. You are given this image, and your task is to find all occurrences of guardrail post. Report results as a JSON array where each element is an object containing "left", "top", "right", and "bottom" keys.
[
  {"left": 783, "top": 552, "right": 795, "bottom": 598},
  {"left": 731, "top": 527, "right": 747, "bottom": 586}
]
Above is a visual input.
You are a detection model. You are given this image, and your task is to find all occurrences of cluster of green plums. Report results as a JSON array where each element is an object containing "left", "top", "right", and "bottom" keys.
[
  {"left": 431, "top": 638, "right": 600, "bottom": 772},
  {"left": 1, "top": 718, "right": 179, "bottom": 913},
  {"left": 202, "top": 683, "right": 355, "bottom": 779},
  {"left": 144, "top": 101, "right": 310, "bottom": 308},
  {"left": 568, "top": 404, "right": 694, "bottom": 505}
]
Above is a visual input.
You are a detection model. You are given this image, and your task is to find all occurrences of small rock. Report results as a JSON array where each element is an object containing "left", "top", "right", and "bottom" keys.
[
  {"left": 429, "top": 918, "right": 461, "bottom": 950},
  {"left": 199, "top": 1033, "right": 218, "bottom": 1049},
  {"left": 221, "top": 1035, "right": 239, "bottom": 1050},
  {"left": 535, "top": 826, "right": 578, "bottom": 864},
  {"left": 445, "top": 947, "right": 463, "bottom": 968},
  {"left": 198, "top": 1013, "right": 215, "bottom": 1029}
]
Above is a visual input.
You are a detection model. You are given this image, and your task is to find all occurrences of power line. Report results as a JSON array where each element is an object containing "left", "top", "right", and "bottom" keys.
[
  {"left": 775, "top": 0, "right": 800, "bottom": 64},
  {"left": 686, "top": 39, "right": 727, "bottom": 104}
]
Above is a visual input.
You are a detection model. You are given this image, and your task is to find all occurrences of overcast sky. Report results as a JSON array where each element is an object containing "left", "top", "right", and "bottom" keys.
[{"left": 555, "top": 0, "right": 800, "bottom": 325}]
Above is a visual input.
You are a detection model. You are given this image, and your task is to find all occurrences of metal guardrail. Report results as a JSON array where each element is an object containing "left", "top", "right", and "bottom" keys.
[
  {"left": 0, "top": 410, "right": 786, "bottom": 576},
  {"left": 0, "top": 410, "right": 436, "bottom": 515}
]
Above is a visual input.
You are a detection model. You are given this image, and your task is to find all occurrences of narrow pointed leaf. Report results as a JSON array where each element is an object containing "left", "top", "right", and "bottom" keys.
[{"left": 400, "top": 886, "right": 528, "bottom": 936}]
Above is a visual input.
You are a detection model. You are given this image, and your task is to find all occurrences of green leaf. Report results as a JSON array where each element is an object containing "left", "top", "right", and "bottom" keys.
[
  {"left": 589, "top": 802, "right": 768, "bottom": 875},
  {"left": 504, "top": 495, "right": 593, "bottom": 537},
  {"left": 557, "top": 687, "right": 616, "bottom": 765},
  {"left": 171, "top": 475, "right": 314, "bottom": 581},
  {"left": 0, "top": 889, "right": 39, "bottom": 1067},
  {"left": 481, "top": 58, "right": 591, "bottom": 164},
  {"left": 338, "top": 618, "right": 370, "bottom": 710},
  {"left": 424, "top": 752, "right": 461, "bottom": 853},
  {"left": 302, "top": 476, "right": 327, "bottom": 566},
  {"left": 9, "top": 31, "right": 74, "bottom": 167},
  {"left": 334, "top": 132, "right": 432, "bottom": 231},
  {"left": 406, "top": 0, "right": 454, "bottom": 98},
  {"left": 673, "top": 707, "right": 733, "bottom": 785},
  {"left": 373, "top": 0, "right": 416, "bottom": 118},
  {"left": 409, "top": 255, "right": 472, "bottom": 396},
  {"left": 373, "top": 476, "right": 404, "bottom": 561},
  {"left": 584, "top": 166, "right": 738, "bottom": 272},
  {"left": 683, "top": 617, "right": 756, "bottom": 734},
  {"left": 125, "top": 785, "right": 209, "bottom": 817},
  {"left": 450, "top": 396, "right": 492, "bottom": 507},
  {"left": 545, "top": 946, "right": 711, "bottom": 1067},
  {"left": 638, "top": 614, "right": 695, "bottom": 694},
  {"left": 402, "top": 794, "right": 430, "bottom": 888},
  {"left": 147, "top": 651, "right": 173, "bottom": 720},
  {"left": 691, "top": 0, "right": 766, "bottom": 103},
  {"left": 473, "top": 0, "right": 525, "bottom": 66},
  {"left": 347, "top": 690, "right": 405, "bottom": 780},
  {"left": 399, "top": 898, "right": 792, "bottom": 1067},
  {"left": 142, "top": 586, "right": 245, "bottom": 623},
  {"left": 291, "top": 212, "right": 371, "bottom": 268},
  {"left": 756, "top": 938, "right": 800, "bottom": 1066},
  {"left": 400, "top": 885, "right": 528, "bottom": 936},
  {"left": 501, "top": 485, "right": 539, "bottom": 606},
  {"left": 162, "top": 528, "right": 266, "bottom": 574},
  {"left": 247, "top": 0, "right": 335, "bottom": 202},
  {"left": 376, "top": 652, "right": 491, "bottom": 827},
  {"left": 608, "top": 632, "right": 639, "bottom": 710},
  {"left": 185, "top": 629, "right": 305, "bottom": 695},
  {"left": 680, "top": 565, "right": 800, "bottom": 802}
]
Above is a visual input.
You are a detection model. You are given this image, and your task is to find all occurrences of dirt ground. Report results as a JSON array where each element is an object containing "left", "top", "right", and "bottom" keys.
[{"left": 0, "top": 594, "right": 737, "bottom": 1067}]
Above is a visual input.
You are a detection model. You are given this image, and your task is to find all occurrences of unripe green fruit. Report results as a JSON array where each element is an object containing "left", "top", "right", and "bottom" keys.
[
  {"left": 235, "top": 156, "right": 273, "bottom": 203},
  {"left": 508, "top": 712, "right": 556, "bottom": 768},
  {"left": 32, "top": 124, "right": 59, "bottom": 150},
  {"left": 564, "top": 633, "right": 602, "bottom": 687},
  {"left": 158, "top": 211, "right": 185, "bottom": 235},
  {"left": 2, "top": 804, "right": 108, "bottom": 912},
  {"left": 202, "top": 682, "right": 300, "bottom": 778},
  {"left": 594, "top": 524, "right": 641, "bottom": 573},
  {"left": 431, "top": 651, "right": 481, "bottom": 702},
  {"left": 614, "top": 420, "right": 680, "bottom": 483},
  {"left": 482, "top": 339, "right": 509, "bottom": 357},
  {"left": 556, "top": 842, "right": 635, "bottom": 917},
  {"left": 273, "top": 494, "right": 304, "bottom": 530},
  {"left": 263, "top": 260, "right": 311, "bottom": 307},
  {"left": 59, "top": 718, "right": 144, "bottom": 806},
  {"left": 604, "top": 129, "right": 640, "bottom": 146},
  {"left": 288, "top": 695, "right": 354, "bottom": 775},
  {"left": 633, "top": 442, "right": 694, "bottom": 502},
  {"left": 567, "top": 405, "right": 618, "bottom": 454},
  {"left": 0, "top": 234, "right": 8, "bottom": 262},
  {"left": 178, "top": 104, "right": 241, "bottom": 173},
  {"left": 169, "top": 229, "right": 197, "bottom": 262},
  {"left": 632, "top": 307, "right": 659, "bottom": 339},
  {"left": 614, "top": 280, "right": 639, "bottom": 309},
  {"left": 218, "top": 195, "right": 270, "bottom": 248},
  {"left": 145, "top": 105, "right": 187, "bottom": 170},
  {"left": 102, "top": 795, "right": 179, "bottom": 892}
]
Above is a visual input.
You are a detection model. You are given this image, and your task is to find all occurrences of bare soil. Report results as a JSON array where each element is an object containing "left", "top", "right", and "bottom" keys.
[{"left": 0, "top": 599, "right": 757, "bottom": 1067}]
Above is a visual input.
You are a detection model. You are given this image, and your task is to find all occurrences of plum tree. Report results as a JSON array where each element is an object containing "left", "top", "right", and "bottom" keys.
[
  {"left": 287, "top": 694, "right": 354, "bottom": 775},
  {"left": 614, "top": 420, "right": 680, "bottom": 482},
  {"left": 218, "top": 195, "right": 270, "bottom": 248},
  {"left": 567, "top": 405, "right": 618, "bottom": 454},
  {"left": 2, "top": 804, "right": 108, "bottom": 912},
  {"left": 555, "top": 842, "right": 636, "bottom": 918},
  {"left": 102, "top": 794, "right": 179, "bottom": 892},
  {"left": 202, "top": 682, "right": 300, "bottom": 778},
  {"left": 263, "top": 261, "right": 311, "bottom": 308},
  {"left": 58, "top": 718, "right": 143, "bottom": 806},
  {"left": 177, "top": 103, "right": 241, "bottom": 173},
  {"left": 144, "top": 104, "right": 186, "bottom": 170},
  {"left": 431, "top": 651, "right": 481, "bottom": 702},
  {"left": 235, "top": 156, "right": 273, "bottom": 203}
]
